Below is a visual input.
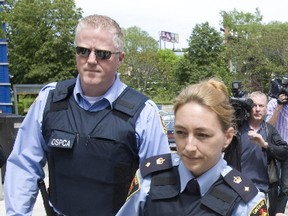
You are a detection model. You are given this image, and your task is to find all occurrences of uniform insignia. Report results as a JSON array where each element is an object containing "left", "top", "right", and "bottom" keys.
[
  {"left": 224, "top": 169, "right": 258, "bottom": 203},
  {"left": 48, "top": 130, "right": 75, "bottom": 149},
  {"left": 159, "top": 114, "right": 168, "bottom": 135},
  {"left": 233, "top": 176, "right": 242, "bottom": 184},
  {"left": 140, "top": 154, "right": 173, "bottom": 177},
  {"left": 156, "top": 157, "right": 165, "bottom": 165},
  {"left": 249, "top": 198, "right": 268, "bottom": 216},
  {"left": 145, "top": 162, "right": 151, "bottom": 167},
  {"left": 126, "top": 173, "right": 140, "bottom": 201}
]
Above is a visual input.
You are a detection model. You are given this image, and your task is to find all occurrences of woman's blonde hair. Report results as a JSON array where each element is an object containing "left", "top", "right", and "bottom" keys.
[{"left": 174, "top": 78, "right": 235, "bottom": 132}]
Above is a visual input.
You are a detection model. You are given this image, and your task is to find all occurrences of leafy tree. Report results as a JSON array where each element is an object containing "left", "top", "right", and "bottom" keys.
[
  {"left": 152, "top": 49, "right": 180, "bottom": 102},
  {"left": 221, "top": 9, "right": 288, "bottom": 93},
  {"left": 260, "top": 22, "right": 288, "bottom": 76},
  {"left": 120, "top": 27, "right": 182, "bottom": 102},
  {"left": 119, "top": 26, "right": 159, "bottom": 95},
  {"left": 220, "top": 9, "right": 264, "bottom": 92},
  {"left": 176, "top": 22, "right": 230, "bottom": 90},
  {"left": 221, "top": 8, "right": 263, "bottom": 30},
  {"left": 2, "top": 0, "right": 82, "bottom": 84}
]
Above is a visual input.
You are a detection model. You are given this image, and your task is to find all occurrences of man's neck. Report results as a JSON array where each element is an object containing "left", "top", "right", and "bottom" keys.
[{"left": 249, "top": 119, "right": 262, "bottom": 131}]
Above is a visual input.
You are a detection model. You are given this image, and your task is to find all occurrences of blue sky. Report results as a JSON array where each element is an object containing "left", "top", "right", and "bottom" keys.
[{"left": 75, "top": 0, "right": 288, "bottom": 49}]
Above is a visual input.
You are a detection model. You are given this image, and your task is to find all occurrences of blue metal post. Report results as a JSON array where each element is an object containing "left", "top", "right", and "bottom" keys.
[{"left": 0, "top": 0, "right": 12, "bottom": 113}]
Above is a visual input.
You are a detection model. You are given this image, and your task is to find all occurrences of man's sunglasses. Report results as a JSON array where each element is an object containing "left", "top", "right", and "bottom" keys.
[{"left": 75, "top": 46, "right": 121, "bottom": 60}]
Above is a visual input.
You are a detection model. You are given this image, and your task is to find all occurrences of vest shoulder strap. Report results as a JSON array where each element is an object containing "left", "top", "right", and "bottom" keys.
[
  {"left": 48, "top": 81, "right": 148, "bottom": 116},
  {"left": 202, "top": 176, "right": 241, "bottom": 215},
  {"left": 202, "top": 168, "right": 258, "bottom": 215},
  {"left": 149, "top": 165, "right": 180, "bottom": 199},
  {"left": 44, "top": 78, "right": 76, "bottom": 113},
  {"left": 52, "top": 78, "right": 76, "bottom": 102},
  {"left": 113, "top": 87, "right": 148, "bottom": 117}
]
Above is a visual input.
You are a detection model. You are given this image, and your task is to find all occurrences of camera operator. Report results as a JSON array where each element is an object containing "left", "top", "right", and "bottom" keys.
[
  {"left": 267, "top": 93, "right": 288, "bottom": 126},
  {"left": 225, "top": 91, "right": 288, "bottom": 215},
  {"left": 267, "top": 90, "right": 288, "bottom": 215}
]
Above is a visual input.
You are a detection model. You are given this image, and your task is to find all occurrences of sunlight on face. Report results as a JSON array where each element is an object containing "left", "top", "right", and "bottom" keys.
[
  {"left": 174, "top": 101, "right": 234, "bottom": 177},
  {"left": 75, "top": 27, "right": 124, "bottom": 96},
  {"left": 250, "top": 95, "right": 267, "bottom": 121}
]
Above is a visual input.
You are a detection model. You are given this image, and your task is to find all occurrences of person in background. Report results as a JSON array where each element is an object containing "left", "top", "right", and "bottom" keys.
[
  {"left": 224, "top": 91, "right": 288, "bottom": 215},
  {"left": 116, "top": 78, "right": 268, "bottom": 216},
  {"left": 226, "top": 91, "right": 288, "bottom": 215},
  {"left": 267, "top": 92, "right": 288, "bottom": 215},
  {"left": 4, "top": 14, "right": 170, "bottom": 216}
]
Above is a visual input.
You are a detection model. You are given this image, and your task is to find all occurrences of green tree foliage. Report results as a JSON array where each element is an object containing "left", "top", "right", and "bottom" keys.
[
  {"left": 259, "top": 22, "right": 288, "bottom": 77},
  {"left": 176, "top": 22, "right": 230, "bottom": 91},
  {"left": 220, "top": 9, "right": 264, "bottom": 92},
  {"left": 120, "top": 27, "right": 182, "bottom": 102},
  {"left": 119, "top": 26, "right": 159, "bottom": 95},
  {"left": 3, "top": 0, "right": 82, "bottom": 84},
  {"left": 221, "top": 8, "right": 263, "bottom": 30},
  {"left": 4, "top": 1, "right": 288, "bottom": 103},
  {"left": 152, "top": 49, "right": 180, "bottom": 102},
  {"left": 221, "top": 9, "right": 288, "bottom": 93}
]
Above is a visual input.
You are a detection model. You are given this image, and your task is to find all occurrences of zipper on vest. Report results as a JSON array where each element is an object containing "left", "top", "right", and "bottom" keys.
[{"left": 76, "top": 133, "right": 79, "bottom": 145}]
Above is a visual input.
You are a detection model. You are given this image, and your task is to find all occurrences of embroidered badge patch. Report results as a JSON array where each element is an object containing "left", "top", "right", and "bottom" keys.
[
  {"left": 249, "top": 198, "right": 268, "bottom": 216},
  {"left": 126, "top": 174, "right": 140, "bottom": 201}
]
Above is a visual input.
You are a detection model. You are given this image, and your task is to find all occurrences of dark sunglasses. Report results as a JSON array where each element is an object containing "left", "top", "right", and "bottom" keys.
[{"left": 75, "top": 46, "right": 121, "bottom": 60}]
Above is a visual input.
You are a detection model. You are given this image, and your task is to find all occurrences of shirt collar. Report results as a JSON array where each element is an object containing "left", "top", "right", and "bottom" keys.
[
  {"left": 241, "top": 120, "right": 265, "bottom": 132},
  {"left": 73, "top": 73, "right": 127, "bottom": 109},
  {"left": 178, "top": 158, "right": 227, "bottom": 196}
]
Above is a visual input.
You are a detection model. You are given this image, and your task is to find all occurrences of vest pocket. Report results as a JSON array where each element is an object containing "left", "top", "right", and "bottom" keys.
[{"left": 47, "top": 130, "right": 76, "bottom": 149}]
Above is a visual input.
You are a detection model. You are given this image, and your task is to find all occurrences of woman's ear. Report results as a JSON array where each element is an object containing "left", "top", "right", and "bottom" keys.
[{"left": 223, "top": 127, "right": 235, "bottom": 149}]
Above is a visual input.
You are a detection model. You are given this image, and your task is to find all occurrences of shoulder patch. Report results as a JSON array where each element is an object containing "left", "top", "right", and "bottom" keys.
[
  {"left": 249, "top": 198, "right": 268, "bottom": 216},
  {"left": 224, "top": 168, "right": 258, "bottom": 203},
  {"left": 126, "top": 173, "right": 140, "bottom": 201},
  {"left": 140, "top": 153, "right": 172, "bottom": 177},
  {"left": 159, "top": 114, "right": 167, "bottom": 135}
]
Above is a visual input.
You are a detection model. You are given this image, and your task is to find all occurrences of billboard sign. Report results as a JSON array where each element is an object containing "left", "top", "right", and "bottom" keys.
[{"left": 160, "top": 31, "right": 179, "bottom": 43}]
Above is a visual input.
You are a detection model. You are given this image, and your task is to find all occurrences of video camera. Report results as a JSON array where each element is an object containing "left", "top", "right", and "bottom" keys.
[
  {"left": 269, "top": 76, "right": 288, "bottom": 102},
  {"left": 229, "top": 81, "right": 254, "bottom": 128}
]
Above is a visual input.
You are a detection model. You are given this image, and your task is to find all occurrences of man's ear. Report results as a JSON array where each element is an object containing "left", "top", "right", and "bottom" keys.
[{"left": 118, "top": 52, "right": 125, "bottom": 62}]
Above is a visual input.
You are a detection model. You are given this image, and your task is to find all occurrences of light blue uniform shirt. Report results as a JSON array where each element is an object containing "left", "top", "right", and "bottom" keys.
[
  {"left": 116, "top": 154, "right": 267, "bottom": 216},
  {"left": 266, "top": 98, "right": 288, "bottom": 142},
  {"left": 4, "top": 74, "right": 170, "bottom": 215}
]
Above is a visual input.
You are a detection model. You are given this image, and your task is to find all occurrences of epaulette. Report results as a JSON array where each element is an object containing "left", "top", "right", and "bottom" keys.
[
  {"left": 140, "top": 153, "right": 173, "bottom": 178},
  {"left": 113, "top": 87, "right": 148, "bottom": 117},
  {"left": 53, "top": 78, "right": 76, "bottom": 102},
  {"left": 223, "top": 168, "right": 258, "bottom": 203}
]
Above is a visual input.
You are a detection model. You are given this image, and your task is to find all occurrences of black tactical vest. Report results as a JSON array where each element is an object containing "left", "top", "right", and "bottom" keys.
[
  {"left": 42, "top": 78, "right": 148, "bottom": 216},
  {"left": 143, "top": 166, "right": 258, "bottom": 216}
]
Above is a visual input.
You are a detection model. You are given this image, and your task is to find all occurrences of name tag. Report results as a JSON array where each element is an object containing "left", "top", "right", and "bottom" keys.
[{"left": 48, "top": 130, "right": 76, "bottom": 149}]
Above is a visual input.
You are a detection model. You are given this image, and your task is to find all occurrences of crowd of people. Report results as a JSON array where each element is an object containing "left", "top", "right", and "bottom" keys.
[
  {"left": 1, "top": 14, "right": 288, "bottom": 216},
  {"left": 224, "top": 91, "right": 288, "bottom": 215}
]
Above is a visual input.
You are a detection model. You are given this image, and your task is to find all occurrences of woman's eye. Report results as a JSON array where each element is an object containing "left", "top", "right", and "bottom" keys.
[
  {"left": 197, "top": 133, "right": 210, "bottom": 138},
  {"left": 175, "top": 130, "right": 185, "bottom": 136}
]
